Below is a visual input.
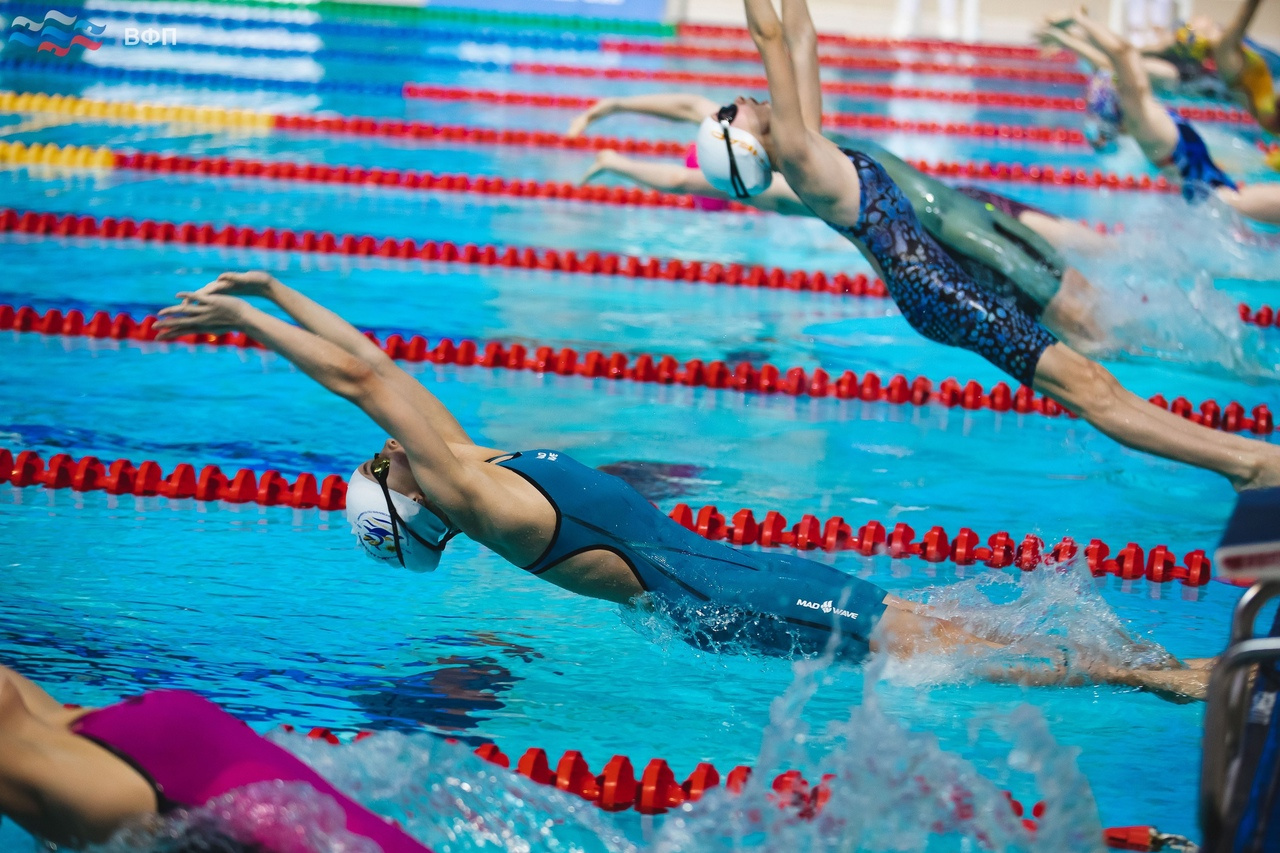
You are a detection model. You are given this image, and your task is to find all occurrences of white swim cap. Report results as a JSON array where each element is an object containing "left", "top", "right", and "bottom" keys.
[
  {"left": 345, "top": 467, "right": 456, "bottom": 573},
  {"left": 695, "top": 115, "right": 773, "bottom": 198}
]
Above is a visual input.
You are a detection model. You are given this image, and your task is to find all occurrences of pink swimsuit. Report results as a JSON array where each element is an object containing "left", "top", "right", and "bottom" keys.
[
  {"left": 72, "top": 691, "right": 431, "bottom": 853},
  {"left": 684, "top": 143, "right": 730, "bottom": 212}
]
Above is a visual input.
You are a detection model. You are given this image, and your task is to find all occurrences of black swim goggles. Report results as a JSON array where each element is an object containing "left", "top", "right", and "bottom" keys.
[
  {"left": 716, "top": 103, "right": 751, "bottom": 199},
  {"left": 370, "top": 453, "right": 459, "bottom": 568}
]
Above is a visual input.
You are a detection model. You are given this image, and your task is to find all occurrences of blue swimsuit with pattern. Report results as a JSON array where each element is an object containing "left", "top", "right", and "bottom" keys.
[
  {"left": 824, "top": 150, "right": 1059, "bottom": 387},
  {"left": 492, "top": 450, "right": 889, "bottom": 662}
]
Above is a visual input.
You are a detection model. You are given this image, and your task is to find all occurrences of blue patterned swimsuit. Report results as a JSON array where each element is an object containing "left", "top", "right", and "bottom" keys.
[{"left": 824, "top": 150, "right": 1059, "bottom": 387}]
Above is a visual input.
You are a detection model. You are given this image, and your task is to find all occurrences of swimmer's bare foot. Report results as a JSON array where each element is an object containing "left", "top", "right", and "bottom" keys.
[{"left": 579, "top": 150, "right": 619, "bottom": 185}]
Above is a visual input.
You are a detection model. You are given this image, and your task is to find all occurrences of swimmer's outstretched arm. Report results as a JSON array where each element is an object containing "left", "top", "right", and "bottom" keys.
[
  {"left": 156, "top": 293, "right": 487, "bottom": 519},
  {"left": 780, "top": 0, "right": 823, "bottom": 132},
  {"left": 744, "top": 0, "right": 860, "bottom": 224},
  {"left": 580, "top": 149, "right": 812, "bottom": 215},
  {"left": 566, "top": 93, "right": 720, "bottom": 137},
  {"left": 1068, "top": 8, "right": 1180, "bottom": 162},
  {"left": 187, "top": 273, "right": 474, "bottom": 446}
]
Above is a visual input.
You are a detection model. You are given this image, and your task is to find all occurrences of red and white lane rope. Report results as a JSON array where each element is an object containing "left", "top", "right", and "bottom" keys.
[
  {"left": 597, "top": 39, "right": 1089, "bottom": 84},
  {"left": 7, "top": 300, "right": 1272, "bottom": 435},
  {"left": 676, "top": 22, "right": 1076, "bottom": 64},
  {"left": 400, "top": 84, "right": 1088, "bottom": 146},
  {"left": 500, "top": 63, "right": 1256, "bottom": 125},
  {"left": 0, "top": 447, "right": 1213, "bottom": 586}
]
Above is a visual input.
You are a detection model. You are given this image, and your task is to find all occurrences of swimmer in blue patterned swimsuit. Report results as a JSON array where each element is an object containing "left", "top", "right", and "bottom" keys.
[
  {"left": 731, "top": 0, "right": 1280, "bottom": 490},
  {"left": 1055, "top": 9, "right": 1280, "bottom": 224},
  {"left": 156, "top": 271, "right": 1217, "bottom": 700}
]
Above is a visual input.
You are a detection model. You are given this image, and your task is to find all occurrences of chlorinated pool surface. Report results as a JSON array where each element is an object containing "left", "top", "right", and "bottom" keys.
[{"left": 2, "top": 4, "right": 1279, "bottom": 851}]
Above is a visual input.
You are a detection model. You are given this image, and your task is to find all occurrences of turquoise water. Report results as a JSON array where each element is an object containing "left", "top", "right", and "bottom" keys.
[{"left": 2, "top": 4, "right": 1279, "bottom": 851}]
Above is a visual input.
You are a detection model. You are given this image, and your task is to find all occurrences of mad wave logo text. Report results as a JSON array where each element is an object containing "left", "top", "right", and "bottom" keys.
[{"left": 796, "top": 599, "right": 859, "bottom": 620}]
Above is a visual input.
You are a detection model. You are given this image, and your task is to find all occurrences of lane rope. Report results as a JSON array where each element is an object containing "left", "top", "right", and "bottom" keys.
[
  {"left": 0, "top": 91, "right": 1176, "bottom": 192},
  {"left": 0, "top": 446, "right": 1213, "bottom": 585},
  {"left": 4, "top": 294, "right": 1273, "bottom": 436},
  {"left": 2, "top": 139, "right": 1128, "bottom": 232}
]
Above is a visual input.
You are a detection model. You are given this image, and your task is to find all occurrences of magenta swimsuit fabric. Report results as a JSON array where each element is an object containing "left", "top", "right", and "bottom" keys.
[
  {"left": 72, "top": 691, "right": 431, "bottom": 853},
  {"left": 684, "top": 143, "right": 731, "bottom": 211}
]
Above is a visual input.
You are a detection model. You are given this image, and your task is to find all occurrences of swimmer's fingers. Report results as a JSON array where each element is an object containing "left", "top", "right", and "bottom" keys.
[
  {"left": 579, "top": 150, "right": 618, "bottom": 185},
  {"left": 566, "top": 111, "right": 593, "bottom": 138},
  {"left": 213, "top": 271, "right": 278, "bottom": 297}
]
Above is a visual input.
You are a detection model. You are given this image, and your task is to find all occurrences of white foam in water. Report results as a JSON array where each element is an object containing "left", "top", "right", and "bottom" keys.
[{"left": 1069, "top": 193, "right": 1280, "bottom": 379}]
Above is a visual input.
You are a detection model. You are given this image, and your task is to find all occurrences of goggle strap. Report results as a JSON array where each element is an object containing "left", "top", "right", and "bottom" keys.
[
  {"left": 720, "top": 119, "right": 750, "bottom": 199},
  {"left": 372, "top": 460, "right": 452, "bottom": 565}
]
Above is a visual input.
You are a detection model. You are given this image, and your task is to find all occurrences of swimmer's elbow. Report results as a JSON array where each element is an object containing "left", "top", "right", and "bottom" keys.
[{"left": 333, "top": 355, "right": 380, "bottom": 402}]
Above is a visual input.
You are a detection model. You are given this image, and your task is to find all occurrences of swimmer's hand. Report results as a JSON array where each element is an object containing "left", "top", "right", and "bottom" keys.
[
  {"left": 155, "top": 291, "right": 250, "bottom": 340},
  {"left": 198, "top": 271, "right": 280, "bottom": 300},
  {"left": 566, "top": 98, "right": 617, "bottom": 138},
  {"left": 580, "top": 150, "right": 620, "bottom": 185}
]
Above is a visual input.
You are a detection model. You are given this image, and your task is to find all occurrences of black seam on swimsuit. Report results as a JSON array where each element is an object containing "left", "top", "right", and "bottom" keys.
[
  {"left": 990, "top": 220, "right": 1062, "bottom": 279},
  {"left": 484, "top": 452, "right": 519, "bottom": 464},
  {"left": 490, "top": 460, "right": 562, "bottom": 572},
  {"left": 71, "top": 730, "right": 180, "bottom": 813},
  {"left": 528, "top": 543, "right": 649, "bottom": 591}
]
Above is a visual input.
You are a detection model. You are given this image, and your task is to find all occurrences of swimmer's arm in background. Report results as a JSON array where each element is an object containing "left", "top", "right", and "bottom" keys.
[
  {"left": 189, "top": 273, "right": 475, "bottom": 446},
  {"left": 566, "top": 93, "right": 720, "bottom": 137},
  {"left": 157, "top": 295, "right": 487, "bottom": 519},
  {"left": 1215, "top": 0, "right": 1265, "bottom": 87},
  {"left": 745, "top": 0, "right": 860, "bottom": 224},
  {"left": 781, "top": 0, "right": 823, "bottom": 132},
  {"left": 580, "top": 150, "right": 812, "bottom": 215}
]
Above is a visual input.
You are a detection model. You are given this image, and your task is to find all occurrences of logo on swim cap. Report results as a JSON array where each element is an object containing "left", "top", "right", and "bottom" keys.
[
  {"left": 695, "top": 116, "right": 773, "bottom": 198},
  {"left": 354, "top": 510, "right": 399, "bottom": 559}
]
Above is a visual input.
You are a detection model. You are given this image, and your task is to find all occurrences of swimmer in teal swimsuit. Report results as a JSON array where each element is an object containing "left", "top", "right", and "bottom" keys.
[
  {"left": 157, "top": 270, "right": 1218, "bottom": 700},
  {"left": 1054, "top": 8, "right": 1280, "bottom": 225}
]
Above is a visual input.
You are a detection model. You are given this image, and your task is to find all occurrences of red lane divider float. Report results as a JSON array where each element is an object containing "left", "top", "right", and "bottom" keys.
[
  {"left": 3, "top": 296, "right": 1274, "bottom": 438},
  {"left": 108, "top": 149, "right": 757, "bottom": 213},
  {"left": 600, "top": 39, "right": 1090, "bottom": 85},
  {"left": 1240, "top": 303, "right": 1280, "bottom": 329},
  {"left": 676, "top": 22, "right": 1076, "bottom": 64},
  {"left": 503, "top": 62, "right": 1256, "bottom": 125},
  {"left": 401, "top": 83, "right": 1088, "bottom": 146},
  {"left": 97, "top": 148, "right": 1116, "bottom": 229},
  {"left": 0, "top": 446, "right": 1213, "bottom": 585},
  {"left": 274, "top": 109, "right": 1166, "bottom": 192}
]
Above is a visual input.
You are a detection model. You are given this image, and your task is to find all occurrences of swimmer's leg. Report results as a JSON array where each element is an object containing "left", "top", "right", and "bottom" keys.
[
  {"left": 0, "top": 664, "right": 72, "bottom": 722},
  {"left": 1039, "top": 267, "right": 1106, "bottom": 353},
  {"left": 1018, "top": 210, "right": 1112, "bottom": 256},
  {"left": 1031, "top": 342, "right": 1280, "bottom": 491},
  {"left": 1219, "top": 184, "right": 1280, "bottom": 226},
  {"left": 872, "top": 599, "right": 1209, "bottom": 700}
]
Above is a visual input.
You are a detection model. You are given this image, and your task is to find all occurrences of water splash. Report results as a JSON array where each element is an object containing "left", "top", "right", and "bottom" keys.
[
  {"left": 83, "top": 569, "right": 1140, "bottom": 853},
  {"left": 1068, "top": 194, "right": 1280, "bottom": 378}
]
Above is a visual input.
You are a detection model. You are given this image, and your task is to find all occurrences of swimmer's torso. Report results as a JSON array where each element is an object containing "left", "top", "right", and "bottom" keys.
[{"left": 484, "top": 450, "right": 888, "bottom": 660}]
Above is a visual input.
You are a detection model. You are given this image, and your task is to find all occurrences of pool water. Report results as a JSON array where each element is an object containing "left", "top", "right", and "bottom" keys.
[{"left": 2, "top": 3, "right": 1278, "bottom": 851}]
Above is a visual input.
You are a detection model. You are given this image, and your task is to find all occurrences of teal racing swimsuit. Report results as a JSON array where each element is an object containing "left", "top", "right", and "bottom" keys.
[{"left": 492, "top": 450, "right": 888, "bottom": 661}]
